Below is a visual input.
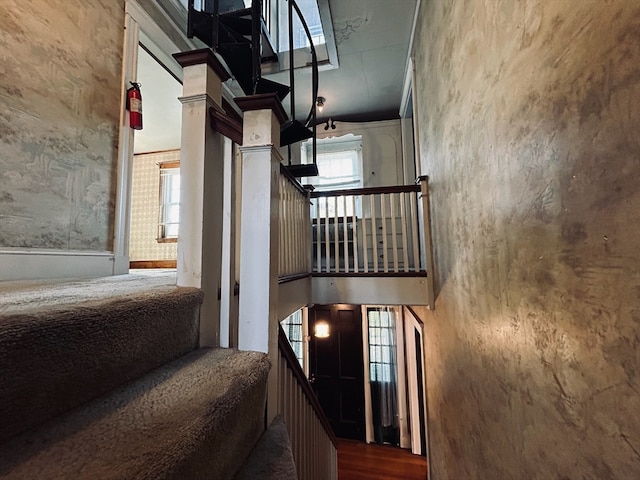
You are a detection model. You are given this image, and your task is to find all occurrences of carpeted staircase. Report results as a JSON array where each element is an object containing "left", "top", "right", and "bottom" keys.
[{"left": 0, "top": 272, "right": 296, "bottom": 479}]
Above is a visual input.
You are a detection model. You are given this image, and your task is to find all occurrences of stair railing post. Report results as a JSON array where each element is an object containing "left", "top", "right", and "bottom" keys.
[
  {"left": 417, "top": 175, "right": 436, "bottom": 310},
  {"left": 235, "top": 93, "right": 288, "bottom": 423},
  {"left": 173, "top": 49, "right": 231, "bottom": 347}
]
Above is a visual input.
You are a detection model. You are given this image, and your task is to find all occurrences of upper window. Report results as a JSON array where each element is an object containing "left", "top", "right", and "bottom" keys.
[
  {"left": 158, "top": 161, "right": 180, "bottom": 240},
  {"left": 277, "top": 0, "right": 325, "bottom": 51},
  {"left": 304, "top": 135, "right": 363, "bottom": 218},
  {"left": 302, "top": 134, "right": 363, "bottom": 191}
]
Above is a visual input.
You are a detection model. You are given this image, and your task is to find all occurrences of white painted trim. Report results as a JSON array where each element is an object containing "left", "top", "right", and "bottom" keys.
[
  {"left": 278, "top": 277, "right": 311, "bottom": 321},
  {"left": 311, "top": 276, "right": 430, "bottom": 306},
  {"left": 399, "top": 0, "right": 422, "bottom": 116},
  {"left": 395, "top": 307, "right": 411, "bottom": 449},
  {"left": 403, "top": 306, "right": 422, "bottom": 454},
  {"left": 220, "top": 136, "right": 234, "bottom": 348},
  {"left": 0, "top": 250, "right": 116, "bottom": 282},
  {"left": 400, "top": 116, "right": 416, "bottom": 185},
  {"left": 302, "top": 306, "right": 310, "bottom": 376},
  {"left": 414, "top": 313, "right": 432, "bottom": 476},
  {"left": 113, "top": 10, "right": 140, "bottom": 276},
  {"left": 127, "top": 1, "right": 184, "bottom": 81},
  {"left": 361, "top": 305, "right": 375, "bottom": 444},
  {"left": 318, "top": 0, "right": 339, "bottom": 69},
  {"left": 399, "top": 57, "right": 414, "bottom": 119}
]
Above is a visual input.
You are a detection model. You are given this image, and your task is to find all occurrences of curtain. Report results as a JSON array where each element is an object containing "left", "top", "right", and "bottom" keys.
[{"left": 368, "top": 307, "right": 399, "bottom": 445}]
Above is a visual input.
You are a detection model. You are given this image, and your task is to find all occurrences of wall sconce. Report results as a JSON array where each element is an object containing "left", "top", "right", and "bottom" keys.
[
  {"left": 314, "top": 321, "right": 330, "bottom": 338},
  {"left": 324, "top": 118, "right": 336, "bottom": 130},
  {"left": 316, "top": 96, "right": 325, "bottom": 113}
]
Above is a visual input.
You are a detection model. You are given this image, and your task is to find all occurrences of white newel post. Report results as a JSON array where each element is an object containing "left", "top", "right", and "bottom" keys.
[
  {"left": 235, "top": 94, "right": 287, "bottom": 421},
  {"left": 173, "top": 49, "right": 230, "bottom": 347}
]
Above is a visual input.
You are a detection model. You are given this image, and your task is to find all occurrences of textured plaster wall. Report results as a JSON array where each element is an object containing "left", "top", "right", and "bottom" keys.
[
  {"left": 0, "top": 1, "right": 124, "bottom": 251},
  {"left": 412, "top": 0, "right": 640, "bottom": 478},
  {"left": 129, "top": 151, "right": 178, "bottom": 262}
]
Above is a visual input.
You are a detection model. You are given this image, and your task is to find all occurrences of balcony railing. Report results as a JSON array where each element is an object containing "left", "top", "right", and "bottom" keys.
[{"left": 310, "top": 184, "right": 425, "bottom": 275}]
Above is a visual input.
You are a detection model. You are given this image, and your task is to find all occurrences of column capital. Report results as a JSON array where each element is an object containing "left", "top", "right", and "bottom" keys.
[
  {"left": 235, "top": 93, "right": 288, "bottom": 125},
  {"left": 235, "top": 93, "right": 288, "bottom": 148},
  {"left": 173, "top": 48, "right": 228, "bottom": 107},
  {"left": 173, "top": 48, "right": 230, "bottom": 82}
]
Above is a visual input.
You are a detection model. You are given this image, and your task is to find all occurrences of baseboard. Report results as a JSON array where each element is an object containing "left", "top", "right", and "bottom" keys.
[
  {"left": 130, "top": 260, "right": 177, "bottom": 269},
  {"left": 0, "top": 249, "right": 116, "bottom": 282}
]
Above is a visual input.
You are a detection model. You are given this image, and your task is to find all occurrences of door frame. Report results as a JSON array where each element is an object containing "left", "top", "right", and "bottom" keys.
[
  {"left": 361, "top": 305, "right": 410, "bottom": 448},
  {"left": 115, "top": 0, "right": 196, "bottom": 274},
  {"left": 404, "top": 306, "right": 430, "bottom": 465}
]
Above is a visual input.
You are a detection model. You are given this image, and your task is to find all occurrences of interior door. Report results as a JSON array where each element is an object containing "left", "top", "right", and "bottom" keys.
[{"left": 309, "top": 304, "right": 365, "bottom": 441}]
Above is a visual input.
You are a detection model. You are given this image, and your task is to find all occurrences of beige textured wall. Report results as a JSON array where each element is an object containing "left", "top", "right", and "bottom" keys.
[
  {"left": 412, "top": 1, "right": 640, "bottom": 478},
  {"left": 0, "top": 1, "right": 124, "bottom": 250},
  {"left": 129, "top": 151, "right": 178, "bottom": 262}
]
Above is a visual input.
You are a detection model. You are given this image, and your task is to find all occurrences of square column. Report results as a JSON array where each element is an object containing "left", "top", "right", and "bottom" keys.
[
  {"left": 236, "top": 93, "right": 287, "bottom": 423},
  {"left": 235, "top": 93, "right": 288, "bottom": 354},
  {"left": 173, "top": 49, "right": 230, "bottom": 347}
]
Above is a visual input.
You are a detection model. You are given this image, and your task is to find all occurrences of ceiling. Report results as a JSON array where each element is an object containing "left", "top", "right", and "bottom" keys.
[
  {"left": 269, "top": 0, "right": 418, "bottom": 123},
  {"left": 136, "top": 0, "right": 417, "bottom": 153}
]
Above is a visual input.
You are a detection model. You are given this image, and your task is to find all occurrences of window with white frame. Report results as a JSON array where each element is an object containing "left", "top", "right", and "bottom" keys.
[
  {"left": 303, "top": 134, "right": 363, "bottom": 218},
  {"left": 367, "top": 307, "right": 398, "bottom": 383},
  {"left": 277, "top": 0, "right": 325, "bottom": 51},
  {"left": 158, "top": 162, "right": 180, "bottom": 240},
  {"left": 281, "top": 309, "right": 305, "bottom": 369}
]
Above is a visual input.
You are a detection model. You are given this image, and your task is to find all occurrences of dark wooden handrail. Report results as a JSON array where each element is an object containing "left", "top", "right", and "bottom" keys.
[
  {"left": 312, "top": 271, "right": 427, "bottom": 278},
  {"left": 278, "top": 272, "right": 311, "bottom": 284},
  {"left": 310, "top": 184, "right": 421, "bottom": 198},
  {"left": 280, "top": 164, "right": 310, "bottom": 196},
  {"left": 209, "top": 107, "right": 243, "bottom": 145},
  {"left": 277, "top": 326, "right": 338, "bottom": 447}
]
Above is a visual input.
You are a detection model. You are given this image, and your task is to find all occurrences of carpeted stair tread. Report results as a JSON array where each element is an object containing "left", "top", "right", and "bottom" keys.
[
  {"left": 233, "top": 415, "right": 298, "bottom": 480},
  {"left": 0, "top": 275, "right": 202, "bottom": 444},
  {"left": 0, "top": 348, "right": 271, "bottom": 480},
  {"left": 0, "top": 272, "right": 178, "bottom": 315}
]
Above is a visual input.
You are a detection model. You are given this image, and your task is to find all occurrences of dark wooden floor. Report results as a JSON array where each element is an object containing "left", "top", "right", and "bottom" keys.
[{"left": 337, "top": 439, "right": 428, "bottom": 480}]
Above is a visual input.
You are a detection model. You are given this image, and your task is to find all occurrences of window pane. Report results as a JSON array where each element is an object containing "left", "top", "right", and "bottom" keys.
[
  {"left": 278, "top": 0, "right": 325, "bottom": 50},
  {"left": 160, "top": 167, "right": 180, "bottom": 238},
  {"left": 281, "top": 309, "right": 304, "bottom": 369},
  {"left": 303, "top": 136, "right": 363, "bottom": 192}
]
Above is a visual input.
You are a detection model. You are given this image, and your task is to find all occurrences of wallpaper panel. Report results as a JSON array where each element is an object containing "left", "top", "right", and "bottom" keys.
[
  {"left": 0, "top": 0, "right": 124, "bottom": 250},
  {"left": 129, "top": 150, "right": 178, "bottom": 262}
]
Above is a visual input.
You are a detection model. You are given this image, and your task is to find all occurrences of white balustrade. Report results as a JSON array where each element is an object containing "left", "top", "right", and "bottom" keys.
[
  {"left": 277, "top": 330, "right": 338, "bottom": 480},
  {"left": 279, "top": 168, "right": 312, "bottom": 278},
  {"left": 310, "top": 185, "right": 425, "bottom": 274}
]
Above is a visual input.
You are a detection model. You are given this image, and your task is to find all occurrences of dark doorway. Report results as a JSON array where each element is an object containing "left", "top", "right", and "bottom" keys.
[{"left": 309, "top": 304, "right": 365, "bottom": 441}]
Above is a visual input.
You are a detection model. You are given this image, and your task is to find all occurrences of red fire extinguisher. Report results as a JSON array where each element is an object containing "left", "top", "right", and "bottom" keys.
[{"left": 126, "top": 82, "right": 143, "bottom": 130}]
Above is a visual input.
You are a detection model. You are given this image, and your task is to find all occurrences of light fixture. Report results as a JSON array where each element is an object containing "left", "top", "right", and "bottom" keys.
[
  {"left": 314, "top": 321, "right": 330, "bottom": 338},
  {"left": 316, "top": 96, "right": 325, "bottom": 113},
  {"left": 324, "top": 118, "right": 336, "bottom": 131}
]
